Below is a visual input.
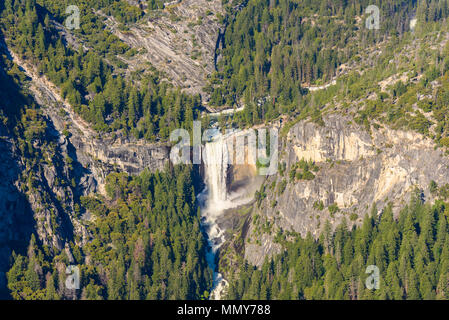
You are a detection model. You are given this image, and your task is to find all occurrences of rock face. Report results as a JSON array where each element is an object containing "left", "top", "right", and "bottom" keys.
[
  {"left": 12, "top": 48, "right": 170, "bottom": 196},
  {"left": 244, "top": 114, "right": 449, "bottom": 266},
  {"left": 0, "top": 121, "right": 80, "bottom": 297},
  {"left": 46, "top": 101, "right": 171, "bottom": 195},
  {"left": 125, "top": 0, "right": 149, "bottom": 8},
  {"left": 0, "top": 135, "right": 33, "bottom": 297},
  {"left": 0, "top": 45, "right": 171, "bottom": 296},
  {"left": 101, "top": 0, "right": 224, "bottom": 97}
]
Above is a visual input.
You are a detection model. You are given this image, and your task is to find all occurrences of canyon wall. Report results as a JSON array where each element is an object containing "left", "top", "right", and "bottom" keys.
[
  {"left": 244, "top": 114, "right": 449, "bottom": 266},
  {"left": 0, "top": 47, "right": 171, "bottom": 296}
]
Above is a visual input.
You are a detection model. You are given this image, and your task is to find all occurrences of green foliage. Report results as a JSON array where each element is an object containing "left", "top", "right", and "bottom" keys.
[
  {"left": 430, "top": 180, "right": 438, "bottom": 195},
  {"left": 289, "top": 159, "right": 319, "bottom": 182},
  {"left": 0, "top": 0, "right": 201, "bottom": 141},
  {"left": 7, "top": 166, "right": 213, "bottom": 300},
  {"left": 276, "top": 179, "right": 287, "bottom": 196},
  {"left": 433, "top": 183, "right": 449, "bottom": 200},
  {"left": 210, "top": 0, "right": 429, "bottom": 123},
  {"left": 313, "top": 200, "right": 324, "bottom": 211},
  {"left": 4, "top": 0, "right": 449, "bottom": 302},
  {"left": 328, "top": 204, "right": 340, "bottom": 216},
  {"left": 226, "top": 198, "right": 449, "bottom": 300}
]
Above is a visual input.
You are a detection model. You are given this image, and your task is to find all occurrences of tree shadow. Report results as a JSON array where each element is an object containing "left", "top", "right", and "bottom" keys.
[{"left": 0, "top": 30, "right": 36, "bottom": 299}]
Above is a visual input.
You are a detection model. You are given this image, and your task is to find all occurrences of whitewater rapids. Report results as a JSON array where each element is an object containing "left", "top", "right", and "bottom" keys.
[{"left": 198, "top": 130, "right": 254, "bottom": 300}]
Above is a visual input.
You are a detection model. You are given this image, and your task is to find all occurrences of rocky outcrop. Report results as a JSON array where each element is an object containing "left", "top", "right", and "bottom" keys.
[
  {"left": 0, "top": 120, "right": 81, "bottom": 297},
  {"left": 45, "top": 102, "right": 171, "bottom": 195},
  {"left": 10, "top": 48, "right": 170, "bottom": 196},
  {"left": 0, "top": 135, "right": 33, "bottom": 297},
  {"left": 100, "top": 0, "right": 224, "bottom": 97},
  {"left": 0, "top": 44, "right": 172, "bottom": 296},
  {"left": 244, "top": 114, "right": 449, "bottom": 266}
]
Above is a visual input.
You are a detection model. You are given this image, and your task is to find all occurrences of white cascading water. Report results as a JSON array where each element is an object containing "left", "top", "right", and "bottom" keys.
[
  {"left": 204, "top": 137, "right": 228, "bottom": 205},
  {"left": 199, "top": 132, "right": 230, "bottom": 300},
  {"left": 199, "top": 129, "right": 258, "bottom": 299}
]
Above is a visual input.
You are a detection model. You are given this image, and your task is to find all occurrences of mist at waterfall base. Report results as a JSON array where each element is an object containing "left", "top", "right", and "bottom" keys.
[{"left": 197, "top": 131, "right": 255, "bottom": 300}]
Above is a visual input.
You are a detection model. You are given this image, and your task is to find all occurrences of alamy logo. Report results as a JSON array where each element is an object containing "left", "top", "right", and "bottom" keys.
[
  {"left": 366, "top": 5, "right": 380, "bottom": 30},
  {"left": 365, "top": 265, "right": 380, "bottom": 290},
  {"left": 170, "top": 121, "right": 278, "bottom": 176},
  {"left": 65, "top": 5, "right": 80, "bottom": 30},
  {"left": 65, "top": 265, "right": 80, "bottom": 290}
]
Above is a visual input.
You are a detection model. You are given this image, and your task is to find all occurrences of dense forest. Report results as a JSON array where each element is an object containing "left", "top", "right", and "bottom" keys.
[
  {"left": 0, "top": 38, "right": 212, "bottom": 299},
  {"left": 0, "top": 0, "right": 202, "bottom": 141},
  {"left": 208, "top": 0, "right": 449, "bottom": 126},
  {"left": 7, "top": 166, "right": 212, "bottom": 300},
  {"left": 226, "top": 193, "right": 449, "bottom": 299},
  {"left": 2, "top": 0, "right": 449, "bottom": 301}
]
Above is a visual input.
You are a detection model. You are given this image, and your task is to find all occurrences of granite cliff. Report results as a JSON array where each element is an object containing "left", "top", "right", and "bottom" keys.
[{"left": 243, "top": 114, "right": 449, "bottom": 266}]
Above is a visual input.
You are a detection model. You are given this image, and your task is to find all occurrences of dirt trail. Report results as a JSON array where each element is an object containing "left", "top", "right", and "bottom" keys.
[{"left": 7, "top": 49, "right": 97, "bottom": 141}]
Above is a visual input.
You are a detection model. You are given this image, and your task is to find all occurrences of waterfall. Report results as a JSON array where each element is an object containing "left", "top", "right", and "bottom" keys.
[
  {"left": 203, "top": 136, "right": 229, "bottom": 204},
  {"left": 199, "top": 131, "right": 230, "bottom": 300},
  {"left": 199, "top": 129, "right": 259, "bottom": 299}
]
